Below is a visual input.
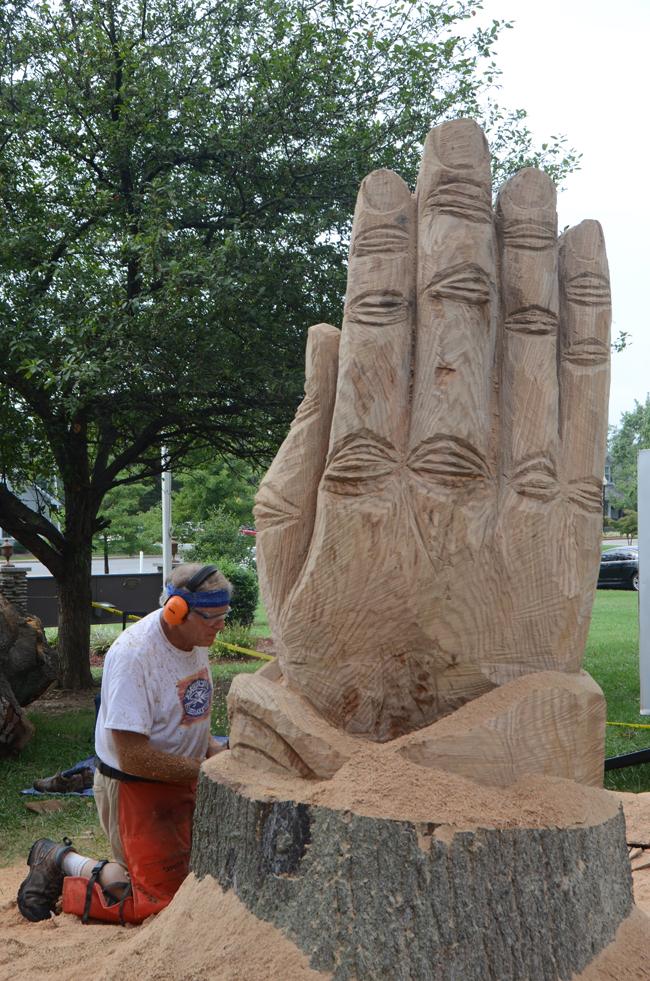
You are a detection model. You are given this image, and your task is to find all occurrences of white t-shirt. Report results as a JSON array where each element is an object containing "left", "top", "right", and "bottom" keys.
[{"left": 95, "top": 609, "right": 213, "bottom": 771}]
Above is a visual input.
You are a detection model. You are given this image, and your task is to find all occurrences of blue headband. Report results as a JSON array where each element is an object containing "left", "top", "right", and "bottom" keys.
[{"left": 165, "top": 585, "right": 231, "bottom": 608}]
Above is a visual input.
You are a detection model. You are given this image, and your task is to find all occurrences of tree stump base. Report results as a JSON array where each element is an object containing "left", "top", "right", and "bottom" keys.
[{"left": 192, "top": 751, "right": 634, "bottom": 981}]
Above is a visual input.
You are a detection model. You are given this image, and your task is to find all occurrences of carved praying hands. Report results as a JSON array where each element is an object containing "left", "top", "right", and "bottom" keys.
[{"left": 243, "top": 119, "right": 610, "bottom": 756}]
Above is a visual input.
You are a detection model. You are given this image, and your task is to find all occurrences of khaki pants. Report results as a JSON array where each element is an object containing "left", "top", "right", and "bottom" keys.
[{"left": 93, "top": 769, "right": 127, "bottom": 868}]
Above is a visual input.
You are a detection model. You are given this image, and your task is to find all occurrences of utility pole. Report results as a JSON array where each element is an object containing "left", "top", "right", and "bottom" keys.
[
  {"left": 639, "top": 449, "right": 649, "bottom": 713},
  {"left": 161, "top": 446, "right": 172, "bottom": 584}
]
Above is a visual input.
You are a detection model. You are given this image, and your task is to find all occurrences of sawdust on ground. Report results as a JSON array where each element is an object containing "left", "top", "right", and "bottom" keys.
[
  {"left": 1, "top": 791, "right": 650, "bottom": 980},
  {"left": 207, "top": 745, "right": 620, "bottom": 831}
]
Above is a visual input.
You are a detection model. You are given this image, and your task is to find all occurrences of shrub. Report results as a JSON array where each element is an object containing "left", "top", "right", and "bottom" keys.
[
  {"left": 216, "top": 559, "right": 259, "bottom": 627},
  {"left": 185, "top": 507, "right": 255, "bottom": 567},
  {"left": 211, "top": 622, "right": 256, "bottom": 660}
]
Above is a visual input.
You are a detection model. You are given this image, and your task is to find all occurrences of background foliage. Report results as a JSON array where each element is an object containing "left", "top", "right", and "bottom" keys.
[
  {"left": 0, "top": 0, "right": 579, "bottom": 684},
  {"left": 608, "top": 395, "right": 650, "bottom": 512}
]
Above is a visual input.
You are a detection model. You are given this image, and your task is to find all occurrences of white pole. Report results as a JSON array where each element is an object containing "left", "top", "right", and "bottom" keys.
[
  {"left": 638, "top": 449, "right": 649, "bottom": 713},
  {"left": 161, "top": 446, "right": 173, "bottom": 585},
  {"left": 139, "top": 550, "right": 144, "bottom": 573}
]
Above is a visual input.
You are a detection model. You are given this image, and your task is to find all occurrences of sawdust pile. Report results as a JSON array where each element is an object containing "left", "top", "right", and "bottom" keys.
[
  {"left": 208, "top": 746, "right": 619, "bottom": 831},
  {"left": 1, "top": 791, "right": 650, "bottom": 980},
  {"left": 574, "top": 908, "right": 650, "bottom": 980},
  {"left": 0, "top": 869, "right": 324, "bottom": 981},
  {"left": 96, "top": 874, "right": 325, "bottom": 981}
]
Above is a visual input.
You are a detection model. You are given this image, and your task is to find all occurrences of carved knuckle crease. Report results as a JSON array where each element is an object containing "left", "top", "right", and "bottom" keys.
[
  {"left": 505, "top": 306, "right": 559, "bottom": 335},
  {"left": 509, "top": 457, "right": 559, "bottom": 502},
  {"left": 408, "top": 436, "right": 489, "bottom": 486},
  {"left": 323, "top": 434, "right": 399, "bottom": 495},
  {"left": 254, "top": 484, "right": 301, "bottom": 529},
  {"left": 352, "top": 224, "right": 410, "bottom": 257},
  {"left": 501, "top": 219, "right": 556, "bottom": 251},
  {"left": 346, "top": 289, "right": 409, "bottom": 326},
  {"left": 424, "top": 180, "right": 492, "bottom": 224},
  {"left": 564, "top": 272, "right": 611, "bottom": 307},
  {"left": 568, "top": 479, "right": 603, "bottom": 513},
  {"left": 562, "top": 338, "right": 610, "bottom": 366},
  {"left": 422, "top": 262, "right": 491, "bottom": 306}
]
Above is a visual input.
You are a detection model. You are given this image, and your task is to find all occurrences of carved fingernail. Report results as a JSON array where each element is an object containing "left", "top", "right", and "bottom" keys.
[
  {"left": 562, "top": 220, "right": 604, "bottom": 261},
  {"left": 431, "top": 119, "right": 488, "bottom": 171},
  {"left": 501, "top": 169, "right": 556, "bottom": 211},
  {"left": 361, "top": 169, "right": 410, "bottom": 212}
]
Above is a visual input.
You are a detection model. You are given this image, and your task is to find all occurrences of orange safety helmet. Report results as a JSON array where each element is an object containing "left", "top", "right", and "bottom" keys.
[{"left": 162, "top": 565, "right": 221, "bottom": 626}]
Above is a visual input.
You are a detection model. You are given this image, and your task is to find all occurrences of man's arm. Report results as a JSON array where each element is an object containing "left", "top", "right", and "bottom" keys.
[{"left": 111, "top": 730, "right": 201, "bottom": 784}]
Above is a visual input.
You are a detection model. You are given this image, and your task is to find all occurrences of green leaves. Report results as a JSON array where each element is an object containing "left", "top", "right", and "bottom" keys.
[
  {"left": 0, "top": 0, "right": 579, "bottom": 558},
  {"left": 609, "top": 396, "right": 650, "bottom": 511}
]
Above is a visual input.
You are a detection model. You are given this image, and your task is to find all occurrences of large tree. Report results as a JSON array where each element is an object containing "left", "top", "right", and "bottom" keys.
[
  {"left": 608, "top": 395, "right": 650, "bottom": 511},
  {"left": 0, "top": 0, "right": 577, "bottom": 688}
]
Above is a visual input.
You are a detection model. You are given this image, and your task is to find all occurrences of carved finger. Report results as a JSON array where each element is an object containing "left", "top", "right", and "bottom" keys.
[
  {"left": 254, "top": 323, "right": 340, "bottom": 630},
  {"left": 323, "top": 170, "right": 415, "bottom": 494},
  {"left": 558, "top": 220, "right": 611, "bottom": 507},
  {"left": 408, "top": 119, "right": 496, "bottom": 491},
  {"left": 496, "top": 169, "right": 560, "bottom": 501}
]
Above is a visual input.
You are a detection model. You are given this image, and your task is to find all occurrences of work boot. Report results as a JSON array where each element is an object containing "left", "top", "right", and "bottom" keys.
[
  {"left": 33, "top": 767, "right": 95, "bottom": 793},
  {"left": 33, "top": 771, "right": 84, "bottom": 793},
  {"left": 17, "top": 837, "right": 75, "bottom": 922}
]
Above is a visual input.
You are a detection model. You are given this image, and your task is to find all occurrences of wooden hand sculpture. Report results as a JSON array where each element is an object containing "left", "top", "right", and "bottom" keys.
[{"left": 231, "top": 119, "right": 610, "bottom": 782}]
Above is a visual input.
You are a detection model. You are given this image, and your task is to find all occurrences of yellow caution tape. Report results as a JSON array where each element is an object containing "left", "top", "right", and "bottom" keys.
[
  {"left": 91, "top": 602, "right": 273, "bottom": 661},
  {"left": 87, "top": 608, "right": 650, "bottom": 692},
  {"left": 91, "top": 602, "right": 140, "bottom": 622},
  {"left": 88, "top": 604, "right": 650, "bottom": 691},
  {"left": 607, "top": 721, "right": 650, "bottom": 731},
  {"left": 213, "top": 640, "right": 274, "bottom": 662}
]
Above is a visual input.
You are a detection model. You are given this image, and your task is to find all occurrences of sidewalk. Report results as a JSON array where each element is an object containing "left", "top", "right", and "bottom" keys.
[{"left": 11, "top": 556, "right": 163, "bottom": 577}]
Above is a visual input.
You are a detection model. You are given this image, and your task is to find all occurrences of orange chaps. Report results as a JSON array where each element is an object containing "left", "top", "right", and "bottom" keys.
[{"left": 62, "top": 779, "right": 196, "bottom": 924}]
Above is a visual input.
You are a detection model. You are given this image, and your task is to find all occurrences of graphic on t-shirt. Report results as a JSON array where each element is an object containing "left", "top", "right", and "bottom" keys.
[{"left": 176, "top": 667, "right": 212, "bottom": 726}]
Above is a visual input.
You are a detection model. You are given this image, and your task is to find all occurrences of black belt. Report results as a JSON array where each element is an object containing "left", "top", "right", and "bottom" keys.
[{"left": 95, "top": 758, "right": 158, "bottom": 783}]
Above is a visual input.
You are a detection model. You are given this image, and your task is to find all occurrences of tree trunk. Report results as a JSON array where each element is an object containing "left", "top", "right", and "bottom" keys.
[
  {"left": 0, "top": 595, "right": 57, "bottom": 753},
  {"left": 192, "top": 756, "right": 634, "bottom": 981},
  {"left": 57, "top": 501, "right": 95, "bottom": 689},
  {"left": 0, "top": 669, "right": 34, "bottom": 755}
]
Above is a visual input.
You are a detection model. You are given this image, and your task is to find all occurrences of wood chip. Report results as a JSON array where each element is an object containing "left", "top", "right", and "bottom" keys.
[{"left": 24, "top": 799, "right": 64, "bottom": 814}]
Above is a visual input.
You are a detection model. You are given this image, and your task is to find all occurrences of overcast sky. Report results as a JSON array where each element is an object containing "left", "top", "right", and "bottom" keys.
[{"left": 477, "top": 0, "right": 648, "bottom": 431}]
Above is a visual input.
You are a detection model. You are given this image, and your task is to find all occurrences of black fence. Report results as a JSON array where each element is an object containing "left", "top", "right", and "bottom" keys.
[{"left": 27, "top": 573, "right": 163, "bottom": 628}]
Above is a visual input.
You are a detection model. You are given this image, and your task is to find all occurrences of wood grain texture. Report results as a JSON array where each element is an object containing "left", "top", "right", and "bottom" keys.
[
  {"left": 227, "top": 668, "right": 357, "bottom": 779},
  {"left": 394, "top": 669, "right": 605, "bottom": 787},
  {"left": 251, "top": 118, "right": 611, "bottom": 743},
  {"left": 228, "top": 666, "right": 604, "bottom": 787}
]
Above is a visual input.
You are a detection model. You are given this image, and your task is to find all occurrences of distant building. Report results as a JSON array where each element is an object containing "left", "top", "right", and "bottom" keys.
[
  {"left": 0, "top": 483, "right": 61, "bottom": 547},
  {"left": 603, "top": 454, "right": 625, "bottom": 521}
]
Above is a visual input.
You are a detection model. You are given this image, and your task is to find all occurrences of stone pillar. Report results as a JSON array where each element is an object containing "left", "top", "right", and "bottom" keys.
[{"left": 0, "top": 565, "right": 31, "bottom": 615}]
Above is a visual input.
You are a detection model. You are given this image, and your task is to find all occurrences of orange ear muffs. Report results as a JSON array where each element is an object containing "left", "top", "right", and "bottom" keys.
[
  {"left": 162, "top": 565, "right": 221, "bottom": 626},
  {"left": 162, "top": 595, "right": 190, "bottom": 626}
]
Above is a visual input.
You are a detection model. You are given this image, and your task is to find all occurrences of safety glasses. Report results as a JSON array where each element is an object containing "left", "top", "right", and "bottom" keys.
[{"left": 191, "top": 606, "right": 231, "bottom": 622}]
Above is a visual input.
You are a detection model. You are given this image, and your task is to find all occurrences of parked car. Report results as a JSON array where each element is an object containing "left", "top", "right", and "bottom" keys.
[{"left": 597, "top": 546, "right": 639, "bottom": 591}]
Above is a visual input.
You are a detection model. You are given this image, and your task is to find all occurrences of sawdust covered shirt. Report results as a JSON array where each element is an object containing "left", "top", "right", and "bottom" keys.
[{"left": 94, "top": 609, "right": 213, "bottom": 771}]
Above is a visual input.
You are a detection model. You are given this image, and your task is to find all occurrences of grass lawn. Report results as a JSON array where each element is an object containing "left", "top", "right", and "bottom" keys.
[
  {"left": 0, "top": 659, "right": 258, "bottom": 866},
  {"left": 2, "top": 590, "right": 647, "bottom": 866},
  {"left": 584, "top": 590, "right": 649, "bottom": 792}
]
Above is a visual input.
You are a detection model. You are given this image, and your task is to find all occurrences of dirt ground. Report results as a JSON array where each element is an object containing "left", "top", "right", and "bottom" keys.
[
  {"left": 29, "top": 686, "right": 99, "bottom": 713},
  {"left": 2, "top": 793, "right": 649, "bottom": 981}
]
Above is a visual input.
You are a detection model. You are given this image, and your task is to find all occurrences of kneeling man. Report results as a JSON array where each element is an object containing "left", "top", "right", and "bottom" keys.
[{"left": 18, "top": 562, "right": 230, "bottom": 924}]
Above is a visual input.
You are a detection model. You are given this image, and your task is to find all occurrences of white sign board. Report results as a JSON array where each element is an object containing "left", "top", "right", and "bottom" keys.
[{"left": 639, "top": 449, "right": 650, "bottom": 713}]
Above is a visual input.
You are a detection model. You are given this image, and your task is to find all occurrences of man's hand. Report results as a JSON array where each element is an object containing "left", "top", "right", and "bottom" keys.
[
  {"left": 112, "top": 730, "right": 201, "bottom": 784},
  {"left": 254, "top": 118, "right": 611, "bottom": 742},
  {"left": 206, "top": 735, "right": 228, "bottom": 758}
]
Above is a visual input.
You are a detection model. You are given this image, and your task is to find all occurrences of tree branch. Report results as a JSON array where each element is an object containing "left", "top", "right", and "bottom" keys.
[{"left": 0, "top": 484, "right": 64, "bottom": 576}]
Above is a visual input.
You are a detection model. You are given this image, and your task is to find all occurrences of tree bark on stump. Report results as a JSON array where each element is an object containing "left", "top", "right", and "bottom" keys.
[
  {"left": 0, "top": 595, "right": 57, "bottom": 754},
  {"left": 192, "top": 756, "right": 634, "bottom": 981}
]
